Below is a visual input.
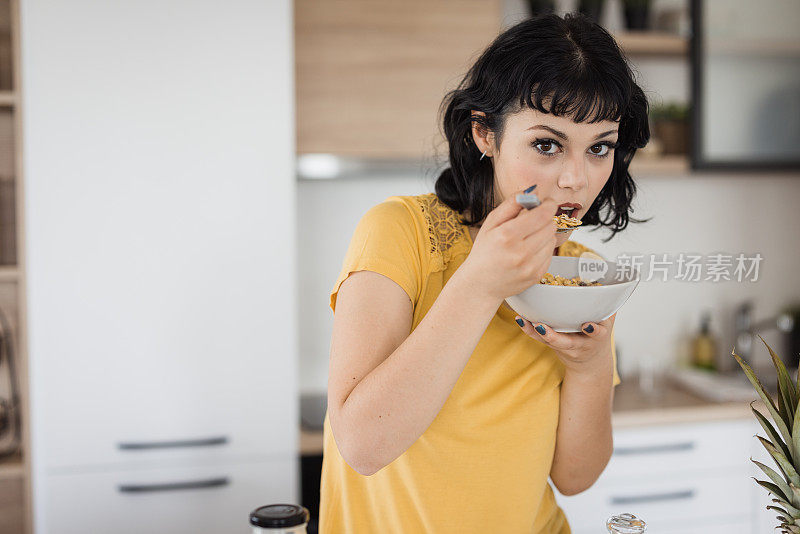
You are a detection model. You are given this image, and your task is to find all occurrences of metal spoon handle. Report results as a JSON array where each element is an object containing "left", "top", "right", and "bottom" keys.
[{"left": 516, "top": 192, "right": 541, "bottom": 210}]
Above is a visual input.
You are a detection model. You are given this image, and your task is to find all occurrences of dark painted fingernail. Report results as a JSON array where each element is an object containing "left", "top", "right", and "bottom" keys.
[
  {"left": 535, "top": 324, "right": 546, "bottom": 335},
  {"left": 583, "top": 324, "right": 594, "bottom": 333},
  {"left": 515, "top": 318, "right": 525, "bottom": 327},
  {"left": 524, "top": 184, "right": 537, "bottom": 193}
]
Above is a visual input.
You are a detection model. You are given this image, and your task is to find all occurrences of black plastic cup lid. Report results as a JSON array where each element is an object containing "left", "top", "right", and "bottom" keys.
[{"left": 250, "top": 504, "right": 310, "bottom": 528}]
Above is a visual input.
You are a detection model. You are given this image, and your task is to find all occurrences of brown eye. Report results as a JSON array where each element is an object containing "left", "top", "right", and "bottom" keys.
[
  {"left": 533, "top": 139, "right": 560, "bottom": 156},
  {"left": 589, "top": 143, "right": 613, "bottom": 158}
]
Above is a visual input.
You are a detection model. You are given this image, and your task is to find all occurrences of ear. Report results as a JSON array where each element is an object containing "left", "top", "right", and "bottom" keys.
[{"left": 470, "top": 111, "right": 495, "bottom": 157}]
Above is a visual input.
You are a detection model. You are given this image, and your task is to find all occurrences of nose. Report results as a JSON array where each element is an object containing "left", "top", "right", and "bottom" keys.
[{"left": 556, "top": 154, "right": 588, "bottom": 192}]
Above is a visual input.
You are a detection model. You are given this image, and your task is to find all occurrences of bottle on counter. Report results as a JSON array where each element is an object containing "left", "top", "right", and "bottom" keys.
[
  {"left": 249, "top": 504, "right": 310, "bottom": 534},
  {"left": 607, "top": 512, "right": 647, "bottom": 533},
  {"left": 690, "top": 310, "right": 718, "bottom": 371}
]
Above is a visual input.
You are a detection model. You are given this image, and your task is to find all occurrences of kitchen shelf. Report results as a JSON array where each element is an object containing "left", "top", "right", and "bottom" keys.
[
  {"left": 630, "top": 154, "right": 690, "bottom": 175},
  {"left": 707, "top": 38, "right": 800, "bottom": 57},
  {"left": 0, "top": 452, "right": 23, "bottom": 479},
  {"left": 613, "top": 31, "right": 688, "bottom": 56},
  {"left": 0, "top": 0, "right": 30, "bottom": 532},
  {"left": 0, "top": 91, "right": 15, "bottom": 106},
  {"left": 0, "top": 266, "right": 16, "bottom": 282}
]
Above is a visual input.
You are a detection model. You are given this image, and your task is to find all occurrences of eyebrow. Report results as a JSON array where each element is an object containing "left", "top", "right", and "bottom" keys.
[{"left": 527, "top": 125, "right": 619, "bottom": 141}]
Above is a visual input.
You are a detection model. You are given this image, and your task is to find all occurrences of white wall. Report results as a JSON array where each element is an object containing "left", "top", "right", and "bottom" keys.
[
  {"left": 298, "top": 172, "right": 800, "bottom": 394},
  {"left": 21, "top": 0, "right": 296, "bottom": 531}
]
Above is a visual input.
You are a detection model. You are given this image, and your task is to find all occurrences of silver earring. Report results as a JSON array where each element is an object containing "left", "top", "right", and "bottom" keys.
[{"left": 480, "top": 150, "right": 487, "bottom": 160}]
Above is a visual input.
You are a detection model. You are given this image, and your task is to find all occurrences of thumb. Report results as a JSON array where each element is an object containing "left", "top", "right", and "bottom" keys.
[{"left": 481, "top": 184, "right": 537, "bottom": 231}]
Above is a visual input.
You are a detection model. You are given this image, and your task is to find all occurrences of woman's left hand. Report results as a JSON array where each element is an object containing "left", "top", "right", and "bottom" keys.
[{"left": 514, "top": 313, "right": 616, "bottom": 379}]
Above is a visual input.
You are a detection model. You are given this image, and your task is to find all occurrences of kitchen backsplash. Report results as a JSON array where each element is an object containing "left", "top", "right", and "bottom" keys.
[{"left": 297, "top": 172, "right": 800, "bottom": 394}]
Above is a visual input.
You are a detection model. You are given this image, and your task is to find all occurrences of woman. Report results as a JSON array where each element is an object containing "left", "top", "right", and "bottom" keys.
[{"left": 320, "top": 12, "right": 650, "bottom": 533}]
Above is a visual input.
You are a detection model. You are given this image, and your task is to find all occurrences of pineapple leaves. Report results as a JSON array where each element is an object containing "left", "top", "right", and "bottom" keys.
[
  {"left": 774, "top": 498, "right": 800, "bottom": 518},
  {"left": 769, "top": 505, "right": 798, "bottom": 527},
  {"left": 754, "top": 458, "right": 796, "bottom": 500},
  {"left": 756, "top": 478, "right": 795, "bottom": 506},
  {"left": 791, "top": 484, "right": 800, "bottom": 510},
  {"left": 753, "top": 403, "right": 794, "bottom": 461},
  {"left": 735, "top": 339, "right": 800, "bottom": 532},
  {"left": 760, "top": 334, "right": 798, "bottom": 427},
  {"left": 793, "top": 402, "right": 800, "bottom": 472},
  {"left": 733, "top": 349, "right": 795, "bottom": 457},
  {"left": 757, "top": 437, "right": 800, "bottom": 487}
]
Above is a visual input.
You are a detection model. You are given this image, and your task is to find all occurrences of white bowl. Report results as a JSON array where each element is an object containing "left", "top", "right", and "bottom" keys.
[{"left": 504, "top": 256, "right": 639, "bottom": 333}]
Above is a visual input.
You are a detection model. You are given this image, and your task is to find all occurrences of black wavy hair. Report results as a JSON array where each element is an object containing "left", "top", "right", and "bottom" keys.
[{"left": 434, "top": 12, "right": 651, "bottom": 242}]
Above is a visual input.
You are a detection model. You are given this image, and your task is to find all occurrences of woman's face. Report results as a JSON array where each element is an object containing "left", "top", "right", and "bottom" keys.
[{"left": 475, "top": 107, "right": 619, "bottom": 248}]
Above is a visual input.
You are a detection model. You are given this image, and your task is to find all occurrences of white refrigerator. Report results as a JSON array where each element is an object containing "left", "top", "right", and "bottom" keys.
[{"left": 21, "top": 0, "right": 298, "bottom": 532}]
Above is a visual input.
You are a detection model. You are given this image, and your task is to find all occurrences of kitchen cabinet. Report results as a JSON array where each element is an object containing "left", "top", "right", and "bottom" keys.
[
  {"left": 21, "top": 0, "right": 297, "bottom": 532},
  {"left": 691, "top": 0, "right": 800, "bottom": 170},
  {"left": 558, "top": 419, "right": 765, "bottom": 533},
  {"left": 45, "top": 459, "right": 294, "bottom": 534}
]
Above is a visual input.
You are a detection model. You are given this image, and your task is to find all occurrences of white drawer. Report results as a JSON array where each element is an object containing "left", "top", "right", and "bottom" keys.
[
  {"left": 558, "top": 472, "right": 751, "bottom": 532},
  {"left": 604, "top": 419, "right": 754, "bottom": 482},
  {"left": 44, "top": 457, "right": 297, "bottom": 534}
]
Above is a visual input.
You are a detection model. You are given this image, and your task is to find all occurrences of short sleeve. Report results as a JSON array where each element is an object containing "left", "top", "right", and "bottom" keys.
[{"left": 329, "top": 198, "right": 424, "bottom": 313}]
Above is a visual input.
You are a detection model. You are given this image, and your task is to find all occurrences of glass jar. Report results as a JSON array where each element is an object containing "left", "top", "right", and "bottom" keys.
[
  {"left": 249, "top": 504, "right": 310, "bottom": 534},
  {"left": 607, "top": 512, "right": 646, "bottom": 533}
]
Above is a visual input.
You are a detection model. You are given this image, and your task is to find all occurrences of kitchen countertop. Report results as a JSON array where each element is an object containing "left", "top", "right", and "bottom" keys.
[
  {"left": 299, "top": 377, "right": 759, "bottom": 455},
  {"left": 611, "top": 375, "right": 757, "bottom": 428}
]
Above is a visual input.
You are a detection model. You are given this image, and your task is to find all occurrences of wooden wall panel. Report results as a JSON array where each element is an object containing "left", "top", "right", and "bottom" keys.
[{"left": 295, "top": 0, "right": 502, "bottom": 158}]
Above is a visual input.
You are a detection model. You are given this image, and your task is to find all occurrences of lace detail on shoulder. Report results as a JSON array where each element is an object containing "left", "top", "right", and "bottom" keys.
[{"left": 415, "top": 193, "right": 469, "bottom": 272}]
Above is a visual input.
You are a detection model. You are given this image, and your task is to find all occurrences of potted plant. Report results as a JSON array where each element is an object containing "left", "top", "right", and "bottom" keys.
[
  {"left": 622, "top": 0, "right": 651, "bottom": 31},
  {"left": 649, "top": 101, "right": 690, "bottom": 155},
  {"left": 577, "top": 0, "right": 605, "bottom": 24},
  {"left": 734, "top": 338, "right": 800, "bottom": 532}
]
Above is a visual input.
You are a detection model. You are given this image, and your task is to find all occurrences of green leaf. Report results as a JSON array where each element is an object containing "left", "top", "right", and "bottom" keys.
[
  {"left": 781, "top": 391, "right": 791, "bottom": 431},
  {"left": 756, "top": 478, "right": 792, "bottom": 504},
  {"left": 774, "top": 498, "right": 800, "bottom": 518},
  {"left": 754, "top": 458, "right": 796, "bottom": 498},
  {"left": 758, "top": 437, "right": 800, "bottom": 487},
  {"left": 734, "top": 349, "right": 795, "bottom": 456},
  {"left": 760, "top": 334, "right": 798, "bottom": 427},
  {"left": 769, "top": 505, "right": 793, "bottom": 519},
  {"left": 793, "top": 402, "right": 800, "bottom": 469},
  {"left": 754, "top": 403, "right": 794, "bottom": 460}
]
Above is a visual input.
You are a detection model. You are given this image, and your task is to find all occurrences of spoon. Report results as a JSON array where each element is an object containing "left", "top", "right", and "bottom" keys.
[{"left": 516, "top": 192, "right": 581, "bottom": 233}]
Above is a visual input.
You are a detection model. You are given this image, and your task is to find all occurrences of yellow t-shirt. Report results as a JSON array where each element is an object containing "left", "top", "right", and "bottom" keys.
[{"left": 321, "top": 192, "right": 620, "bottom": 534}]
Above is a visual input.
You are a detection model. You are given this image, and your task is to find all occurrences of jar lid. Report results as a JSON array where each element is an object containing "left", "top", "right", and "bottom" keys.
[{"left": 250, "top": 504, "right": 310, "bottom": 528}]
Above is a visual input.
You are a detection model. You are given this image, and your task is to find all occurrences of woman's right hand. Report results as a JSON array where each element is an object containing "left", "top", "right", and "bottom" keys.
[{"left": 460, "top": 187, "right": 559, "bottom": 303}]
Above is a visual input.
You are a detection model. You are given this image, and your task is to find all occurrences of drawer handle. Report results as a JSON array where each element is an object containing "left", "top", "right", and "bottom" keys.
[
  {"left": 118, "top": 476, "right": 230, "bottom": 493},
  {"left": 613, "top": 441, "right": 694, "bottom": 456},
  {"left": 610, "top": 489, "right": 695, "bottom": 506},
  {"left": 117, "top": 435, "right": 229, "bottom": 450}
]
